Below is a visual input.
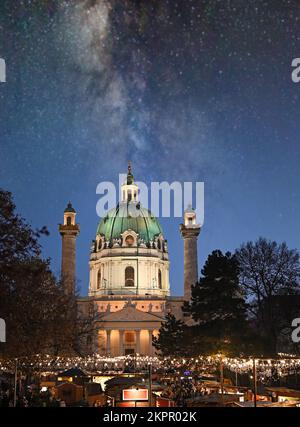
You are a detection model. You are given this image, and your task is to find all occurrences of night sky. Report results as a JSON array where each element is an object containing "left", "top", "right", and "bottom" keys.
[{"left": 1, "top": 0, "right": 300, "bottom": 295}]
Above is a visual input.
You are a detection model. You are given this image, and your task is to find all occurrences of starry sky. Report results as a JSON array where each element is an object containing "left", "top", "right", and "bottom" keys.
[{"left": 1, "top": 0, "right": 300, "bottom": 295}]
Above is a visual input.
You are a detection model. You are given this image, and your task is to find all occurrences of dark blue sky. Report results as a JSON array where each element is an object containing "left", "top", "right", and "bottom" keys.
[{"left": 1, "top": 0, "right": 300, "bottom": 295}]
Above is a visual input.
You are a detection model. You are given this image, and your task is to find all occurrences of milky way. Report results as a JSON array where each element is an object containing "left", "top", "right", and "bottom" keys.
[
  {"left": 1, "top": 1, "right": 300, "bottom": 294},
  {"left": 1, "top": 0, "right": 300, "bottom": 180}
]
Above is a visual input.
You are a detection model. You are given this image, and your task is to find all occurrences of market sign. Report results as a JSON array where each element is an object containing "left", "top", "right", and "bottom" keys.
[{"left": 122, "top": 388, "right": 148, "bottom": 401}]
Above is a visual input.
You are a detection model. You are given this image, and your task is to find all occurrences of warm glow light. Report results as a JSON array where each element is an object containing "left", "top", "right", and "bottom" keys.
[
  {"left": 122, "top": 389, "right": 148, "bottom": 401},
  {"left": 0, "top": 353, "right": 300, "bottom": 384}
]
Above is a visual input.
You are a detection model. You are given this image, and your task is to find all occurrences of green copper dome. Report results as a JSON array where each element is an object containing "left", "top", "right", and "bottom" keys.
[{"left": 96, "top": 202, "right": 163, "bottom": 243}]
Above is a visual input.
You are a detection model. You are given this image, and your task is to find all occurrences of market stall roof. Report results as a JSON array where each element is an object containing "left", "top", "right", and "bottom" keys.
[
  {"left": 105, "top": 376, "right": 140, "bottom": 387},
  {"left": 86, "top": 382, "right": 103, "bottom": 395},
  {"left": 265, "top": 387, "right": 300, "bottom": 398},
  {"left": 186, "top": 393, "right": 241, "bottom": 407},
  {"left": 104, "top": 376, "right": 150, "bottom": 399},
  {"left": 146, "top": 381, "right": 165, "bottom": 391},
  {"left": 56, "top": 381, "right": 82, "bottom": 389},
  {"left": 58, "top": 367, "right": 89, "bottom": 377}
]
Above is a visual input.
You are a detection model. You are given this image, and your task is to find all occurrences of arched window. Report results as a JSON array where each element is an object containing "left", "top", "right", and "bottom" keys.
[
  {"left": 125, "top": 266, "right": 135, "bottom": 287},
  {"left": 98, "top": 239, "right": 102, "bottom": 250},
  {"left": 157, "top": 239, "right": 161, "bottom": 250},
  {"left": 158, "top": 269, "right": 162, "bottom": 289},
  {"left": 66, "top": 216, "right": 72, "bottom": 225},
  {"left": 97, "top": 270, "right": 101, "bottom": 289}
]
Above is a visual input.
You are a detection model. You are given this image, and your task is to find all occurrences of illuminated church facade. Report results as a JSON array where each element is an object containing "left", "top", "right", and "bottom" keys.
[{"left": 59, "top": 165, "right": 201, "bottom": 356}]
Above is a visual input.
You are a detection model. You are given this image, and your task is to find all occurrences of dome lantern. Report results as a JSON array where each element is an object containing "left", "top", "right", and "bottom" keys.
[
  {"left": 121, "top": 161, "right": 139, "bottom": 203},
  {"left": 126, "top": 161, "right": 134, "bottom": 185}
]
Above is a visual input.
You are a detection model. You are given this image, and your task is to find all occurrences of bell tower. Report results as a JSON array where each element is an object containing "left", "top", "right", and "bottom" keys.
[
  {"left": 59, "top": 202, "right": 80, "bottom": 294},
  {"left": 180, "top": 205, "right": 201, "bottom": 300}
]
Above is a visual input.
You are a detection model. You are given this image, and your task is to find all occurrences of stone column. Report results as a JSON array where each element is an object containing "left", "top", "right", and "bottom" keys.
[
  {"left": 148, "top": 330, "right": 153, "bottom": 356},
  {"left": 106, "top": 330, "right": 111, "bottom": 355},
  {"left": 59, "top": 203, "right": 80, "bottom": 295},
  {"left": 180, "top": 225, "right": 200, "bottom": 301},
  {"left": 135, "top": 330, "right": 141, "bottom": 355},
  {"left": 119, "top": 330, "right": 124, "bottom": 355}
]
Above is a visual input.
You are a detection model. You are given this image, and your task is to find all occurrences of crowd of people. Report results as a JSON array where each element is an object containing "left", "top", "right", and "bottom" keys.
[
  {"left": 0, "top": 381, "right": 69, "bottom": 407},
  {"left": 159, "top": 376, "right": 215, "bottom": 406}
]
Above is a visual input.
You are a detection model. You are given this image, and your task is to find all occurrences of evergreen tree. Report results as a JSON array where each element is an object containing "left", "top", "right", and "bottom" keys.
[
  {"left": 183, "top": 250, "right": 250, "bottom": 355},
  {"left": 153, "top": 313, "right": 186, "bottom": 356}
]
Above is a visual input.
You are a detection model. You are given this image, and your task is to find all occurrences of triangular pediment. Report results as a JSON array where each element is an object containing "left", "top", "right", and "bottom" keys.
[{"left": 100, "top": 304, "right": 164, "bottom": 322}]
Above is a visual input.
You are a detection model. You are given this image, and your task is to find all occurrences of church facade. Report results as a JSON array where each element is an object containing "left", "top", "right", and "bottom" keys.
[{"left": 59, "top": 165, "right": 201, "bottom": 356}]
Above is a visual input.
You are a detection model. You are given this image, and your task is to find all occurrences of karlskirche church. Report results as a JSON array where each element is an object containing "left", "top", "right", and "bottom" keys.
[{"left": 59, "top": 164, "right": 201, "bottom": 356}]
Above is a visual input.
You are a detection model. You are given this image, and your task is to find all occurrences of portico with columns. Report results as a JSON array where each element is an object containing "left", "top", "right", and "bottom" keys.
[{"left": 95, "top": 301, "right": 162, "bottom": 356}]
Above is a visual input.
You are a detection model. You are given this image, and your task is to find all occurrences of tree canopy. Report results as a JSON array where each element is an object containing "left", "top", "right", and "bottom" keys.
[
  {"left": 0, "top": 189, "right": 94, "bottom": 357},
  {"left": 236, "top": 238, "right": 300, "bottom": 354},
  {"left": 152, "top": 313, "right": 186, "bottom": 356}
]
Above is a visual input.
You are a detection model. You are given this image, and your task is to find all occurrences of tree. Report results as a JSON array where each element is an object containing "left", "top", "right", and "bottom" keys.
[
  {"left": 183, "top": 250, "right": 251, "bottom": 356},
  {"left": 236, "top": 238, "right": 300, "bottom": 355},
  {"left": 153, "top": 313, "right": 186, "bottom": 356},
  {"left": 0, "top": 189, "right": 95, "bottom": 357}
]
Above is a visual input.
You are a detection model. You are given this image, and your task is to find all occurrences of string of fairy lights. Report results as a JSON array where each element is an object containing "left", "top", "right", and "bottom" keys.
[{"left": 1, "top": 354, "right": 300, "bottom": 383}]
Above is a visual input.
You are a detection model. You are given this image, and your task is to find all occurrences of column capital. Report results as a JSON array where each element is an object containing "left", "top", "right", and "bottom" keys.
[
  {"left": 59, "top": 224, "right": 80, "bottom": 237},
  {"left": 180, "top": 224, "right": 200, "bottom": 238}
]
